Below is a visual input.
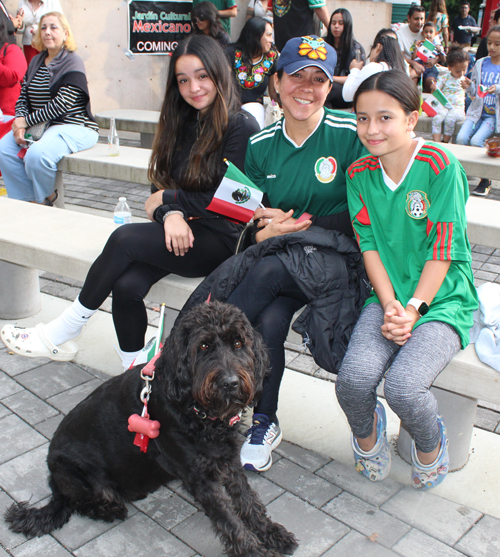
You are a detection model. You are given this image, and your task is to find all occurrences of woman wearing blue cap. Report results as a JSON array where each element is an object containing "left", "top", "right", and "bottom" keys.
[{"left": 178, "top": 35, "right": 369, "bottom": 471}]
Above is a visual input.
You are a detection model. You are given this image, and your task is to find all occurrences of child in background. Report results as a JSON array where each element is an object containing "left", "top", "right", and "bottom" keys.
[
  {"left": 456, "top": 25, "right": 500, "bottom": 196},
  {"left": 337, "top": 70, "right": 477, "bottom": 489},
  {"left": 431, "top": 47, "right": 470, "bottom": 143},
  {"left": 412, "top": 22, "right": 445, "bottom": 92}
]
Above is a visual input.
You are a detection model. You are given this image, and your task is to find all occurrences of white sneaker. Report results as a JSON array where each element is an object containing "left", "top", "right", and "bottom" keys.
[{"left": 241, "top": 413, "right": 282, "bottom": 472}]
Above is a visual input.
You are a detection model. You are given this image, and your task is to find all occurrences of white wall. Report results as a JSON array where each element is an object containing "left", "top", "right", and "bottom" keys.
[{"left": 5, "top": 0, "right": 391, "bottom": 112}]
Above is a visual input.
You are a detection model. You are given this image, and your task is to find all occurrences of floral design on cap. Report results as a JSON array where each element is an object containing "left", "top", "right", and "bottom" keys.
[{"left": 298, "top": 36, "right": 328, "bottom": 61}]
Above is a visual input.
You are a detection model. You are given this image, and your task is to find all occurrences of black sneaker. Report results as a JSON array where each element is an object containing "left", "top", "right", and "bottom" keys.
[{"left": 472, "top": 179, "right": 491, "bottom": 197}]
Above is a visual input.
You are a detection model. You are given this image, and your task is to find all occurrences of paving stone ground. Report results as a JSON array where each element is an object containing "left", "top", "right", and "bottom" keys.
[
  {"left": 1, "top": 133, "right": 500, "bottom": 555},
  {"left": 2, "top": 344, "right": 500, "bottom": 557}
]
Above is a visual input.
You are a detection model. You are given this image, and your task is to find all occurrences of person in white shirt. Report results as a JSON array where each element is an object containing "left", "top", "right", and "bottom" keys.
[{"left": 396, "top": 5, "right": 425, "bottom": 79}]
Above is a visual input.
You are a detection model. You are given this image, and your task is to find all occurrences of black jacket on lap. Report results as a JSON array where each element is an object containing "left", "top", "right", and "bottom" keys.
[{"left": 177, "top": 227, "right": 370, "bottom": 374}]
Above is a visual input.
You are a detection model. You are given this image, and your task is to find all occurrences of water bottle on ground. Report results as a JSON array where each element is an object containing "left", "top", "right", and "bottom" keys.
[
  {"left": 108, "top": 116, "right": 120, "bottom": 156},
  {"left": 114, "top": 197, "right": 132, "bottom": 226}
]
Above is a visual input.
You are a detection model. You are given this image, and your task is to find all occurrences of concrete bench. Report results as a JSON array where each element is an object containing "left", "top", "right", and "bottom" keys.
[
  {"left": 95, "top": 109, "right": 160, "bottom": 149},
  {"left": 52, "top": 141, "right": 500, "bottom": 214},
  {"left": 415, "top": 113, "right": 463, "bottom": 142},
  {"left": 1, "top": 196, "right": 500, "bottom": 472},
  {"left": 0, "top": 198, "right": 202, "bottom": 321},
  {"left": 437, "top": 142, "right": 500, "bottom": 181},
  {"left": 466, "top": 196, "right": 500, "bottom": 249},
  {"left": 94, "top": 109, "right": 500, "bottom": 181},
  {"left": 54, "top": 143, "right": 151, "bottom": 209}
]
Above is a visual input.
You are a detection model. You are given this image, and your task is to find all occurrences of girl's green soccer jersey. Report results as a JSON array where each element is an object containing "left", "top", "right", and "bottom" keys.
[{"left": 347, "top": 140, "right": 478, "bottom": 348}]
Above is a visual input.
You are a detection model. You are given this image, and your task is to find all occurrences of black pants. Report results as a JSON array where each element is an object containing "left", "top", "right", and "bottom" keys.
[
  {"left": 79, "top": 221, "right": 234, "bottom": 351},
  {"left": 226, "top": 256, "right": 308, "bottom": 420}
]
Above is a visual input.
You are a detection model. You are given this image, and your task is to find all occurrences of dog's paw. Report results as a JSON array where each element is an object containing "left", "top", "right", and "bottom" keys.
[{"left": 264, "top": 523, "right": 298, "bottom": 555}]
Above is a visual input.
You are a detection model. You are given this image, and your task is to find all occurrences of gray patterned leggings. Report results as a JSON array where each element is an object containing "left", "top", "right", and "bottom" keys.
[{"left": 336, "top": 303, "right": 461, "bottom": 453}]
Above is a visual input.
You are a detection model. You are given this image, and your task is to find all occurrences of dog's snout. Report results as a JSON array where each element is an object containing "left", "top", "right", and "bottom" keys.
[{"left": 221, "top": 375, "right": 240, "bottom": 392}]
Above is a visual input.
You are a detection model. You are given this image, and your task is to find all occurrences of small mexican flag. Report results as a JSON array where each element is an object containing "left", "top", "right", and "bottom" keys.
[
  {"left": 129, "top": 303, "right": 165, "bottom": 369},
  {"left": 416, "top": 40, "right": 436, "bottom": 62},
  {"left": 421, "top": 88, "right": 452, "bottom": 117},
  {"left": 478, "top": 84, "right": 489, "bottom": 98},
  {"left": 206, "top": 160, "right": 263, "bottom": 223}
]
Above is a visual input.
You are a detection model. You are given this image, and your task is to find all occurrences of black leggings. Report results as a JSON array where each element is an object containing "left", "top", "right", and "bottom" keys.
[
  {"left": 79, "top": 221, "right": 234, "bottom": 351},
  {"left": 226, "top": 256, "right": 308, "bottom": 420}
]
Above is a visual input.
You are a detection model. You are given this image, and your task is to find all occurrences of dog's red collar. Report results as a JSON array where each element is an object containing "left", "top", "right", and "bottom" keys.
[{"left": 192, "top": 406, "right": 242, "bottom": 427}]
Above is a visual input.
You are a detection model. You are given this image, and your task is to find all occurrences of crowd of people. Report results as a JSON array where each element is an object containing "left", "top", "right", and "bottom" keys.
[{"left": 0, "top": 0, "right": 496, "bottom": 495}]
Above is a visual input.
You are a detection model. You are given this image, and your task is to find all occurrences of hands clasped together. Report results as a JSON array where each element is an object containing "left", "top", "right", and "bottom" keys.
[{"left": 382, "top": 300, "right": 419, "bottom": 346}]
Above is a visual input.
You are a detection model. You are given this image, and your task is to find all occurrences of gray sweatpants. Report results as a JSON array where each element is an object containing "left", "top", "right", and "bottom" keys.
[{"left": 336, "top": 303, "right": 460, "bottom": 453}]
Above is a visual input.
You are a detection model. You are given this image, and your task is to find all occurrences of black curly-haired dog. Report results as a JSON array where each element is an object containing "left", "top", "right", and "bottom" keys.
[{"left": 5, "top": 301, "right": 298, "bottom": 557}]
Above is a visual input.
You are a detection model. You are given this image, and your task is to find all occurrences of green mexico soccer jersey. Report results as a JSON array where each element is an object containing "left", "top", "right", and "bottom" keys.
[
  {"left": 245, "top": 108, "right": 367, "bottom": 219},
  {"left": 347, "top": 140, "right": 478, "bottom": 348}
]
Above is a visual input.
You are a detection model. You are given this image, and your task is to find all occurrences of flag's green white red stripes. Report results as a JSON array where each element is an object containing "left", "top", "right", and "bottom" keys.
[
  {"left": 421, "top": 88, "right": 452, "bottom": 117},
  {"left": 416, "top": 39, "right": 436, "bottom": 62},
  {"left": 129, "top": 303, "right": 165, "bottom": 369},
  {"left": 206, "top": 160, "right": 263, "bottom": 223}
]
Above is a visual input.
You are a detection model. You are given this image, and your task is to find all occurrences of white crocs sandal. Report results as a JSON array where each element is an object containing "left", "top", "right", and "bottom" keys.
[{"left": 1, "top": 323, "right": 78, "bottom": 362}]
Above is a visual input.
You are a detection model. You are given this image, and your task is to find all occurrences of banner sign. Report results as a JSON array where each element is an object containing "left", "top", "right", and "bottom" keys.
[{"left": 128, "top": 0, "right": 193, "bottom": 55}]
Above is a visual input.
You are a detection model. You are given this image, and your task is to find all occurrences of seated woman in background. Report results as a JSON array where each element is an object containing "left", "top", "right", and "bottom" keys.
[
  {"left": 324, "top": 8, "right": 365, "bottom": 110},
  {"left": 1, "top": 35, "right": 260, "bottom": 370},
  {"left": 227, "top": 17, "right": 279, "bottom": 105},
  {"left": 343, "top": 33, "right": 406, "bottom": 102},
  {"left": 0, "top": 17, "right": 27, "bottom": 123},
  {"left": 0, "top": 12, "right": 98, "bottom": 205},
  {"left": 191, "top": 2, "right": 231, "bottom": 48}
]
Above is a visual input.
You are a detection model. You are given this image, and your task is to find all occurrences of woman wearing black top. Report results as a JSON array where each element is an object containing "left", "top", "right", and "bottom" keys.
[
  {"left": 227, "top": 17, "right": 279, "bottom": 105},
  {"left": 1, "top": 35, "right": 260, "bottom": 370},
  {"left": 191, "top": 1, "right": 231, "bottom": 48},
  {"left": 324, "top": 8, "right": 365, "bottom": 110}
]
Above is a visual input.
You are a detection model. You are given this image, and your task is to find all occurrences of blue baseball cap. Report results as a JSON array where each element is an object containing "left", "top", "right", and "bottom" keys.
[{"left": 277, "top": 36, "right": 337, "bottom": 82}]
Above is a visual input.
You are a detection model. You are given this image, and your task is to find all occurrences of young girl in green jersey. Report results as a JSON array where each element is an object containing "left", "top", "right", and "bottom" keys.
[{"left": 336, "top": 70, "right": 477, "bottom": 489}]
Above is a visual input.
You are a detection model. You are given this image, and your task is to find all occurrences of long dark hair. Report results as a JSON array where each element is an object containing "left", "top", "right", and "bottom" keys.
[
  {"left": 148, "top": 35, "right": 240, "bottom": 191},
  {"left": 0, "top": 16, "right": 9, "bottom": 48},
  {"left": 325, "top": 8, "right": 356, "bottom": 72},
  {"left": 372, "top": 36, "right": 406, "bottom": 73},
  {"left": 234, "top": 17, "right": 269, "bottom": 68},
  {"left": 372, "top": 28, "right": 397, "bottom": 43},
  {"left": 353, "top": 70, "right": 421, "bottom": 115},
  {"left": 191, "top": 1, "right": 226, "bottom": 43}
]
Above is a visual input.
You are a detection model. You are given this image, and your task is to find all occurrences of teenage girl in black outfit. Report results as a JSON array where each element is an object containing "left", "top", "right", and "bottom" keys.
[{"left": 1, "top": 35, "right": 260, "bottom": 369}]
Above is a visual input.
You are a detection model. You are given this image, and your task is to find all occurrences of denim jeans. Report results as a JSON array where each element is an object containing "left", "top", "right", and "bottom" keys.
[
  {"left": 456, "top": 115, "right": 496, "bottom": 148},
  {"left": 0, "top": 124, "right": 98, "bottom": 203}
]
